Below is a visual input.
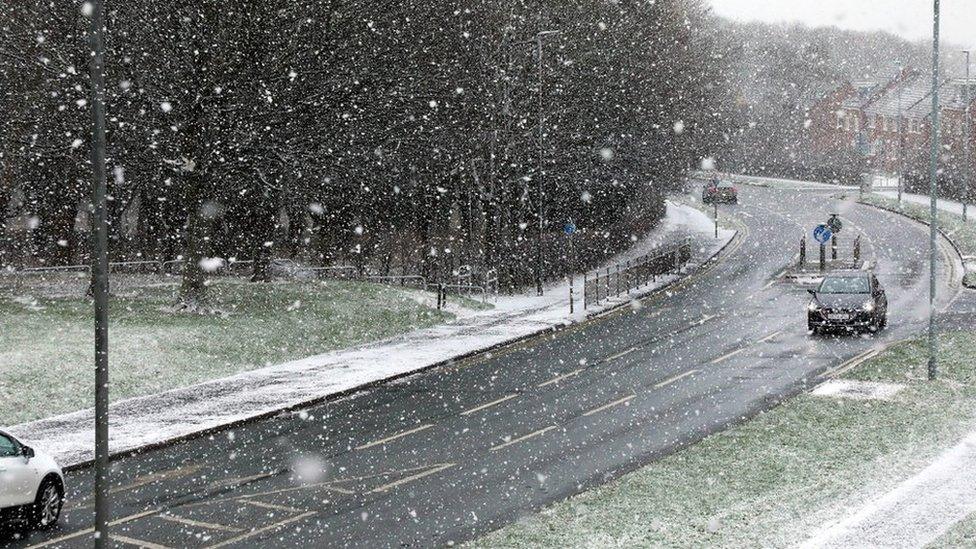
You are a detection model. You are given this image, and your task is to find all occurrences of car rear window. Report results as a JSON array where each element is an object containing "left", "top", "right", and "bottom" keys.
[
  {"left": 818, "top": 276, "right": 869, "bottom": 294},
  {"left": 718, "top": 181, "right": 734, "bottom": 188}
]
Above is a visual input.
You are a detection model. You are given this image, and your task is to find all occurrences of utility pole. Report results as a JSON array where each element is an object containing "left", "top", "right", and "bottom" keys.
[
  {"left": 534, "top": 30, "right": 560, "bottom": 296},
  {"left": 86, "top": 0, "right": 111, "bottom": 545},
  {"left": 963, "top": 50, "right": 971, "bottom": 221},
  {"left": 897, "top": 70, "right": 905, "bottom": 203},
  {"left": 928, "top": 0, "right": 940, "bottom": 381}
]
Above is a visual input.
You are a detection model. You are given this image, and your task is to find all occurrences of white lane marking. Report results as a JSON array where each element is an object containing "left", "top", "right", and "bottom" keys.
[
  {"left": 355, "top": 424, "right": 433, "bottom": 450},
  {"left": 242, "top": 499, "right": 303, "bottom": 513},
  {"left": 112, "top": 535, "right": 171, "bottom": 549},
  {"left": 27, "top": 509, "right": 161, "bottom": 548},
  {"left": 158, "top": 514, "right": 243, "bottom": 532},
  {"left": 582, "top": 394, "right": 636, "bottom": 417},
  {"left": 605, "top": 346, "right": 638, "bottom": 362},
  {"left": 369, "top": 463, "right": 456, "bottom": 494},
  {"left": 757, "top": 330, "right": 784, "bottom": 343},
  {"left": 537, "top": 369, "right": 583, "bottom": 388},
  {"left": 460, "top": 394, "right": 518, "bottom": 416},
  {"left": 206, "top": 511, "right": 317, "bottom": 549},
  {"left": 710, "top": 347, "right": 746, "bottom": 365},
  {"left": 654, "top": 369, "right": 699, "bottom": 389},
  {"left": 491, "top": 425, "right": 558, "bottom": 451},
  {"left": 762, "top": 279, "right": 777, "bottom": 290}
]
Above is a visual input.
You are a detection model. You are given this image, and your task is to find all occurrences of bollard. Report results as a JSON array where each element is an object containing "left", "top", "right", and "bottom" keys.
[
  {"left": 799, "top": 237, "right": 806, "bottom": 267},
  {"left": 831, "top": 235, "right": 838, "bottom": 261},
  {"left": 569, "top": 275, "right": 575, "bottom": 315}
]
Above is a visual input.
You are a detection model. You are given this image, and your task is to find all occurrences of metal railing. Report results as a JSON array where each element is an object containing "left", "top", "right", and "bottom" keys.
[{"left": 582, "top": 239, "right": 693, "bottom": 310}]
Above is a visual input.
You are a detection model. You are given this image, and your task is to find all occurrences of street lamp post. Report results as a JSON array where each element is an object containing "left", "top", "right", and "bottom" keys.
[
  {"left": 928, "top": 0, "right": 940, "bottom": 381},
  {"left": 897, "top": 69, "right": 904, "bottom": 203},
  {"left": 963, "top": 50, "right": 971, "bottom": 221},
  {"left": 86, "top": 0, "right": 111, "bottom": 544},
  {"left": 535, "top": 30, "right": 560, "bottom": 296}
]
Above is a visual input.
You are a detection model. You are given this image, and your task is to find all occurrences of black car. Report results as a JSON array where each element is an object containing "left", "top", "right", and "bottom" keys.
[
  {"left": 807, "top": 270, "right": 887, "bottom": 333},
  {"left": 702, "top": 180, "right": 738, "bottom": 204}
]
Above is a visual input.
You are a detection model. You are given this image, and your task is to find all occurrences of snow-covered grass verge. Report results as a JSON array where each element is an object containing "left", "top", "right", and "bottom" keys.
[
  {"left": 5, "top": 201, "right": 732, "bottom": 468},
  {"left": 471, "top": 330, "right": 976, "bottom": 548},
  {"left": 860, "top": 193, "right": 976, "bottom": 288},
  {"left": 0, "top": 279, "right": 456, "bottom": 424}
]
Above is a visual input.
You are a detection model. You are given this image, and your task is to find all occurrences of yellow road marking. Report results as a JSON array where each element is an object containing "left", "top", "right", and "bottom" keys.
[
  {"left": 460, "top": 394, "right": 518, "bottom": 416},
  {"left": 242, "top": 499, "right": 303, "bottom": 513},
  {"left": 27, "top": 509, "right": 160, "bottom": 548},
  {"left": 653, "top": 369, "right": 699, "bottom": 389},
  {"left": 582, "top": 394, "right": 636, "bottom": 417},
  {"left": 355, "top": 423, "right": 433, "bottom": 450},
  {"left": 491, "top": 426, "right": 558, "bottom": 451},
  {"left": 369, "top": 463, "right": 456, "bottom": 494},
  {"left": 158, "top": 514, "right": 243, "bottom": 532},
  {"left": 710, "top": 347, "right": 746, "bottom": 364},
  {"left": 112, "top": 534, "right": 172, "bottom": 549},
  {"left": 537, "top": 369, "right": 583, "bottom": 388},
  {"left": 822, "top": 348, "right": 880, "bottom": 379},
  {"left": 205, "top": 511, "right": 317, "bottom": 549}
]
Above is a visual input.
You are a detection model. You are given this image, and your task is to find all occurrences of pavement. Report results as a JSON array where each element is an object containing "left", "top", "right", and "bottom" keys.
[
  {"left": 875, "top": 189, "right": 976, "bottom": 225},
  {"left": 6, "top": 201, "right": 733, "bottom": 470},
  {"left": 4, "top": 185, "right": 964, "bottom": 548}
]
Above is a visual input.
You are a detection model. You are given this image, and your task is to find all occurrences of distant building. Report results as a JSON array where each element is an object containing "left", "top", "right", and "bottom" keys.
[{"left": 808, "top": 69, "right": 976, "bottom": 194}]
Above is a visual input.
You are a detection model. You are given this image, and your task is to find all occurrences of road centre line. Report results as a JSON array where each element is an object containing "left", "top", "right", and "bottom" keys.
[
  {"left": 355, "top": 423, "right": 433, "bottom": 450},
  {"left": 653, "top": 369, "right": 699, "bottom": 389},
  {"left": 460, "top": 394, "right": 519, "bottom": 416},
  {"left": 582, "top": 394, "right": 636, "bottom": 417},
  {"left": 710, "top": 347, "right": 746, "bottom": 364},
  {"left": 158, "top": 514, "right": 243, "bottom": 532},
  {"left": 27, "top": 509, "right": 161, "bottom": 548},
  {"left": 757, "top": 330, "right": 784, "bottom": 343},
  {"left": 242, "top": 500, "right": 304, "bottom": 513},
  {"left": 605, "top": 346, "right": 638, "bottom": 362},
  {"left": 822, "top": 348, "right": 880, "bottom": 379},
  {"left": 491, "top": 425, "right": 558, "bottom": 451},
  {"left": 537, "top": 369, "right": 583, "bottom": 388},
  {"left": 368, "top": 463, "right": 456, "bottom": 494},
  {"left": 206, "top": 511, "right": 317, "bottom": 549},
  {"left": 111, "top": 535, "right": 171, "bottom": 549}
]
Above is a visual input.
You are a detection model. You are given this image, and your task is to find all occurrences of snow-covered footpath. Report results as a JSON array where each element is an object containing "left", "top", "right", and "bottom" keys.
[
  {"left": 802, "top": 430, "right": 976, "bottom": 548},
  {"left": 9, "top": 200, "right": 735, "bottom": 468}
]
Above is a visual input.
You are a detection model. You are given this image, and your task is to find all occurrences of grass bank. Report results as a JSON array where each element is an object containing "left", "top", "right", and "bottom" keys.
[
  {"left": 0, "top": 279, "right": 461, "bottom": 424},
  {"left": 473, "top": 330, "right": 976, "bottom": 548}
]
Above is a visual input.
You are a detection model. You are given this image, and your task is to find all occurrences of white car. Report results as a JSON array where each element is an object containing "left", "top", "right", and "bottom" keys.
[{"left": 0, "top": 429, "right": 64, "bottom": 532}]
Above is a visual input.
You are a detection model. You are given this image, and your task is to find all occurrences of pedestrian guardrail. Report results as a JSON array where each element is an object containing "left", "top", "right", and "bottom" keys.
[
  {"left": 366, "top": 275, "right": 428, "bottom": 289},
  {"left": 581, "top": 239, "right": 693, "bottom": 310}
]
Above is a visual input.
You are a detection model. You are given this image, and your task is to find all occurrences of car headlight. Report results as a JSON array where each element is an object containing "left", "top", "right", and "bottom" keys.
[
  {"left": 862, "top": 301, "right": 875, "bottom": 312},
  {"left": 808, "top": 301, "right": 820, "bottom": 311}
]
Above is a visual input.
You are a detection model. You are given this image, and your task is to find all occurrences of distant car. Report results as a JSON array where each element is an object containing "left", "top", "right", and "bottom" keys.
[
  {"left": 807, "top": 270, "right": 887, "bottom": 334},
  {"left": 702, "top": 180, "right": 738, "bottom": 204},
  {"left": 0, "top": 430, "right": 64, "bottom": 533}
]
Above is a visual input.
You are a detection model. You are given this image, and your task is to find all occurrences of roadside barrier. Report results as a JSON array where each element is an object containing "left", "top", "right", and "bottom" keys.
[{"left": 581, "top": 238, "right": 693, "bottom": 310}]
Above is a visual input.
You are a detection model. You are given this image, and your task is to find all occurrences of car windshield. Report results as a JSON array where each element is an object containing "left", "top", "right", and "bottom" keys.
[
  {"left": 818, "top": 276, "right": 869, "bottom": 294},
  {"left": 718, "top": 181, "right": 734, "bottom": 188}
]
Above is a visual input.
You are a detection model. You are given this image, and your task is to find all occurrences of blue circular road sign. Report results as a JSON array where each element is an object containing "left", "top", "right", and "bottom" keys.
[
  {"left": 813, "top": 224, "right": 833, "bottom": 245},
  {"left": 564, "top": 222, "right": 577, "bottom": 235}
]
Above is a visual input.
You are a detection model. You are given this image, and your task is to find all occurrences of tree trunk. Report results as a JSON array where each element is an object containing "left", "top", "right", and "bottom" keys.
[{"left": 178, "top": 173, "right": 210, "bottom": 309}]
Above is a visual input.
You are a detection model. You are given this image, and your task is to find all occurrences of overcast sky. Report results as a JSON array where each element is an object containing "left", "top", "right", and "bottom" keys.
[{"left": 711, "top": 0, "right": 975, "bottom": 49}]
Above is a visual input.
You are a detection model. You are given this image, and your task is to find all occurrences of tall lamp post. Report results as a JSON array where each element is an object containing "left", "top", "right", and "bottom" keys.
[
  {"left": 928, "top": 0, "right": 940, "bottom": 381},
  {"left": 897, "top": 66, "right": 905, "bottom": 203},
  {"left": 534, "top": 29, "right": 560, "bottom": 296},
  {"left": 963, "top": 50, "right": 971, "bottom": 221}
]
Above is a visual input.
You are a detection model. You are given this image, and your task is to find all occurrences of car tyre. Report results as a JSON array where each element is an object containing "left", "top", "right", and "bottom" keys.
[{"left": 32, "top": 477, "right": 63, "bottom": 530}]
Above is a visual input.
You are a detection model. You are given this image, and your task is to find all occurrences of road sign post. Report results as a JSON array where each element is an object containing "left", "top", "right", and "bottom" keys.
[{"left": 813, "top": 224, "right": 833, "bottom": 273}]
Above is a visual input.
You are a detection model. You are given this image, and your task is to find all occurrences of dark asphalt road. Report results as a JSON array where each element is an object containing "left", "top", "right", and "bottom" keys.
[{"left": 7, "top": 186, "right": 963, "bottom": 548}]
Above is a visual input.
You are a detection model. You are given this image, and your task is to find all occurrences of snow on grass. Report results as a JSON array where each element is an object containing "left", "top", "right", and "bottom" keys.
[
  {"left": 471, "top": 331, "right": 976, "bottom": 548},
  {"left": 0, "top": 279, "right": 455, "bottom": 424},
  {"left": 811, "top": 379, "right": 905, "bottom": 401}
]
